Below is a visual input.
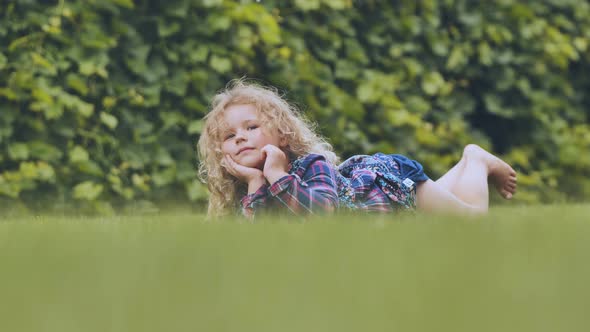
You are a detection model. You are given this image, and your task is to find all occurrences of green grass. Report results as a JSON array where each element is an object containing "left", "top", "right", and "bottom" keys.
[{"left": 1, "top": 204, "right": 589, "bottom": 332}]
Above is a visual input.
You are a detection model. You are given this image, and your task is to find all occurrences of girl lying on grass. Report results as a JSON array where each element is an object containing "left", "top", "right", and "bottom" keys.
[{"left": 197, "top": 80, "right": 517, "bottom": 219}]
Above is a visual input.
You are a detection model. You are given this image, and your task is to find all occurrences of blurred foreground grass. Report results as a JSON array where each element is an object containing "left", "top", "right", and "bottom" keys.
[{"left": 1, "top": 204, "right": 589, "bottom": 332}]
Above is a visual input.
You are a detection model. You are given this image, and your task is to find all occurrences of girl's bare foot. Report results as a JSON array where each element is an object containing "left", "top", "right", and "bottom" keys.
[{"left": 464, "top": 144, "right": 518, "bottom": 199}]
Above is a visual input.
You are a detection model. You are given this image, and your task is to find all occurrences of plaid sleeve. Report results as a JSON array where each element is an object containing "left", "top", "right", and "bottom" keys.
[
  {"left": 240, "top": 184, "right": 269, "bottom": 219},
  {"left": 267, "top": 155, "right": 338, "bottom": 215}
]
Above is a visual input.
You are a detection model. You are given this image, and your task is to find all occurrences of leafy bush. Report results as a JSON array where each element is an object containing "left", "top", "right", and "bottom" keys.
[{"left": 1, "top": 0, "right": 589, "bottom": 213}]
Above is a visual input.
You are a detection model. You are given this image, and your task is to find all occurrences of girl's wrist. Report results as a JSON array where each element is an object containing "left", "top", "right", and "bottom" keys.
[
  {"left": 265, "top": 171, "right": 289, "bottom": 185},
  {"left": 247, "top": 175, "right": 267, "bottom": 194}
]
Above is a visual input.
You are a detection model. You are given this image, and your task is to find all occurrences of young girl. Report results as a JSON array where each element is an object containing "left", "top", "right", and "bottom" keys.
[{"left": 197, "top": 80, "right": 517, "bottom": 219}]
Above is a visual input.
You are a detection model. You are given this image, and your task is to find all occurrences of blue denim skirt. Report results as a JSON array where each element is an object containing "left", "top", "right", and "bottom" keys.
[
  {"left": 336, "top": 153, "right": 430, "bottom": 211},
  {"left": 338, "top": 153, "right": 429, "bottom": 185}
]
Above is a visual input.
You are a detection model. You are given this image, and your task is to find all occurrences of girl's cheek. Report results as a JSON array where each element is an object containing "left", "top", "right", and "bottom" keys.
[{"left": 221, "top": 142, "right": 230, "bottom": 153}]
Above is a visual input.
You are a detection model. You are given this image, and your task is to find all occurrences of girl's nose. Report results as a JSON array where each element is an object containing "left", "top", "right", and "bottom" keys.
[{"left": 234, "top": 131, "right": 246, "bottom": 143}]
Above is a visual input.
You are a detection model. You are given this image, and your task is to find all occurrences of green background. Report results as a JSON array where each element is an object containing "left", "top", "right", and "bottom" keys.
[{"left": 1, "top": 0, "right": 589, "bottom": 214}]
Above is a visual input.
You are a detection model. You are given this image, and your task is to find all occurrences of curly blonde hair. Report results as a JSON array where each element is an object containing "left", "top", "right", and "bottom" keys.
[{"left": 197, "top": 79, "right": 339, "bottom": 218}]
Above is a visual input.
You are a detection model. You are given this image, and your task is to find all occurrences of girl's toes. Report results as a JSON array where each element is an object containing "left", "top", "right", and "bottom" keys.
[{"left": 501, "top": 189, "right": 513, "bottom": 199}]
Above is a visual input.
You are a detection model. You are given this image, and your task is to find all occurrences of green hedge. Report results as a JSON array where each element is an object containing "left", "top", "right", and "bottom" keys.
[{"left": 1, "top": 0, "right": 589, "bottom": 214}]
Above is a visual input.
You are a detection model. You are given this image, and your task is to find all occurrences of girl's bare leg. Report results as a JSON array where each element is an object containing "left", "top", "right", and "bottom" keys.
[
  {"left": 435, "top": 154, "right": 467, "bottom": 191},
  {"left": 416, "top": 144, "right": 517, "bottom": 215}
]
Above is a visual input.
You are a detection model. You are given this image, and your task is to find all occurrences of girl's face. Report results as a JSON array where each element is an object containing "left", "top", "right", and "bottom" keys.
[{"left": 220, "top": 104, "right": 286, "bottom": 169}]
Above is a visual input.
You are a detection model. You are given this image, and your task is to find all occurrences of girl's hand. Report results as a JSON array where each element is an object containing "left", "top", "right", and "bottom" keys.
[
  {"left": 261, "top": 144, "right": 290, "bottom": 184},
  {"left": 223, "top": 155, "right": 266, "bottom": 194}
]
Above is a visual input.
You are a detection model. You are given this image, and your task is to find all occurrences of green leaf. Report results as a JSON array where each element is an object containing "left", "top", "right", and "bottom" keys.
[
  {"left": 19, "top": 161, "right": 38, "bottom": 179},
  {"left": 100, "top": 112, "right": 118, "bottom": 130},
  {"left": 102, "top": 96, "right": 117, "bottom": 109},
  {"left": 189, "top": 46, "right": 209, "bottom": 63},
  {"left": 158, "top": 19, "right": 181, "bottom": 37},
  {"left": 8, "top": 35, "right": 30, "bottom": 52},
  {"left": 386, "top": 109, "right": 421, "bottom": 127},
  {"left": 32, "top": 88, "right": 54, "bottom": 106},
  {"left": 484, "top": 94, "right": 514, "bottom": 118},
  {"left": 77, "top": 160, "right": 104, "bottom": 176},
  {"left": 70, "top": 145, "right": 89, "bottom": 163},
  {"left": 66, "top": 73, "right": 88, "bottom": 96},
  {"left": 35, "top": 161, "right": 56, "bottom": 182},
  {"left": 8, "top": 143, "right": 29, "bottom": 160},
  {"left": 0, "top": 87, "right": 17, "bottom": 100},
  {"left": 446, "top": 46, "right": 465, "bottom": 70},
  {"left": 478, "top": 42, "right": 493, "bottom": 65},
  {"left": 187, "top": 120, "right": 203, "bottom": 134},
  {"left": 405, "top": 95, "right": 431, "bottom": 114},
  {"left": 78, "top": 53, "right": 110, "bottom": 78},
  {"left": 0, "top": 179, "right": 21, "bottom": 198},
  {"left": 79, "top": 61, "right": 95, "bottom": 76},
  {"left": 202, "top": 0, "right": 223, "bottom": 7},
  {"left": 125, "top": 45, "right": 151, "bottom": 75},
  {"left": 334, "top": 60, "right": 359, "bottom": 80},
  {"left": 294, "top": 0, "right": 321, "bottom": 11},
  {"left": 77, "top": 101, "right": 94, "bottom": 117},
  {"left": 209, "top": 55, "right": 232, "bottom": 73},
  {"left": 160, "top": 111, "right": 186, "bottom": 130},
  {"left": 137, "top": 85, "right": 161, "bottom": 107},
  {"left": 164, "top": 0, "right": 190, "bottom": 17},
  {"left": 73, "top": 181, "right": 104, "bottom": 201},
  {"left": 111, "top": 0, "right": 134, "bottom": 8},
  {"left": 142, "top": 56, "right": 168, "bottom": 83},
  {"left": 155, "top": 147, "right": 174, "bottom": 167},
  {"left": 324, "top": 0, "right": 350, "bottom": 9},
  {"left": 57, "top": 91, "right": 94, "bottom": 117},
  {"left": 208, "top": 15, "right": 231, "bottom": 32},
  {"left": 28, "top": 141, "right": 63, "bottom": 161},
  {"left": 121, "top": 145, "right": 150, "bottom": 169},
  {"left": 164, "top": 72, "right": 188, "bottom": 96},
  {"left": 573, "top": 37, "right": 588, "bottom": 52},
  {"left": 357, "top": 83, "right": 380, "bottom": 103},
  {"left": 31, "top": 52, "right": 57, "bottom": 75},
  {"left": 257, "top": 11, "right": 281, "bottom": 45},
  {"left": 421, "top": 72, "right": 445, "bottom": 96},
  {"left": 132, "top": 174, "right": 150, "bottom": 191}
]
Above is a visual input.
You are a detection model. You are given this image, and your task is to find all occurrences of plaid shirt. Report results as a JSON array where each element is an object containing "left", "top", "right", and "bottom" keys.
[
  {"left": 240, "top": 154, "right": 338, "bottom": 218},
  {"left": 240, "top": 153, "right": 418, "bottom": 218}
]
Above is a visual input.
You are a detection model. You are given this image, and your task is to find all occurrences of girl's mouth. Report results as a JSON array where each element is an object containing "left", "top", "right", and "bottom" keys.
[{"left": 237, "top": 147, "right": 254, "bottom": 155}]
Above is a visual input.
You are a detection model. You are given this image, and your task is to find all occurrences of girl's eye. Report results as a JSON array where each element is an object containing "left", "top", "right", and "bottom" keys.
[
  {"left": 247, "top": 125, "right": 258, "bottom": 130},
  {"left": 224, "top": 134, "right": 235, "bottom": 141}
]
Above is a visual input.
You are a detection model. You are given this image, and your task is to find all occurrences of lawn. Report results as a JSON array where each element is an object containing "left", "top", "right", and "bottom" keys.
[{"left": 1, "top": 204, "right": 589, "bottom": 332}]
